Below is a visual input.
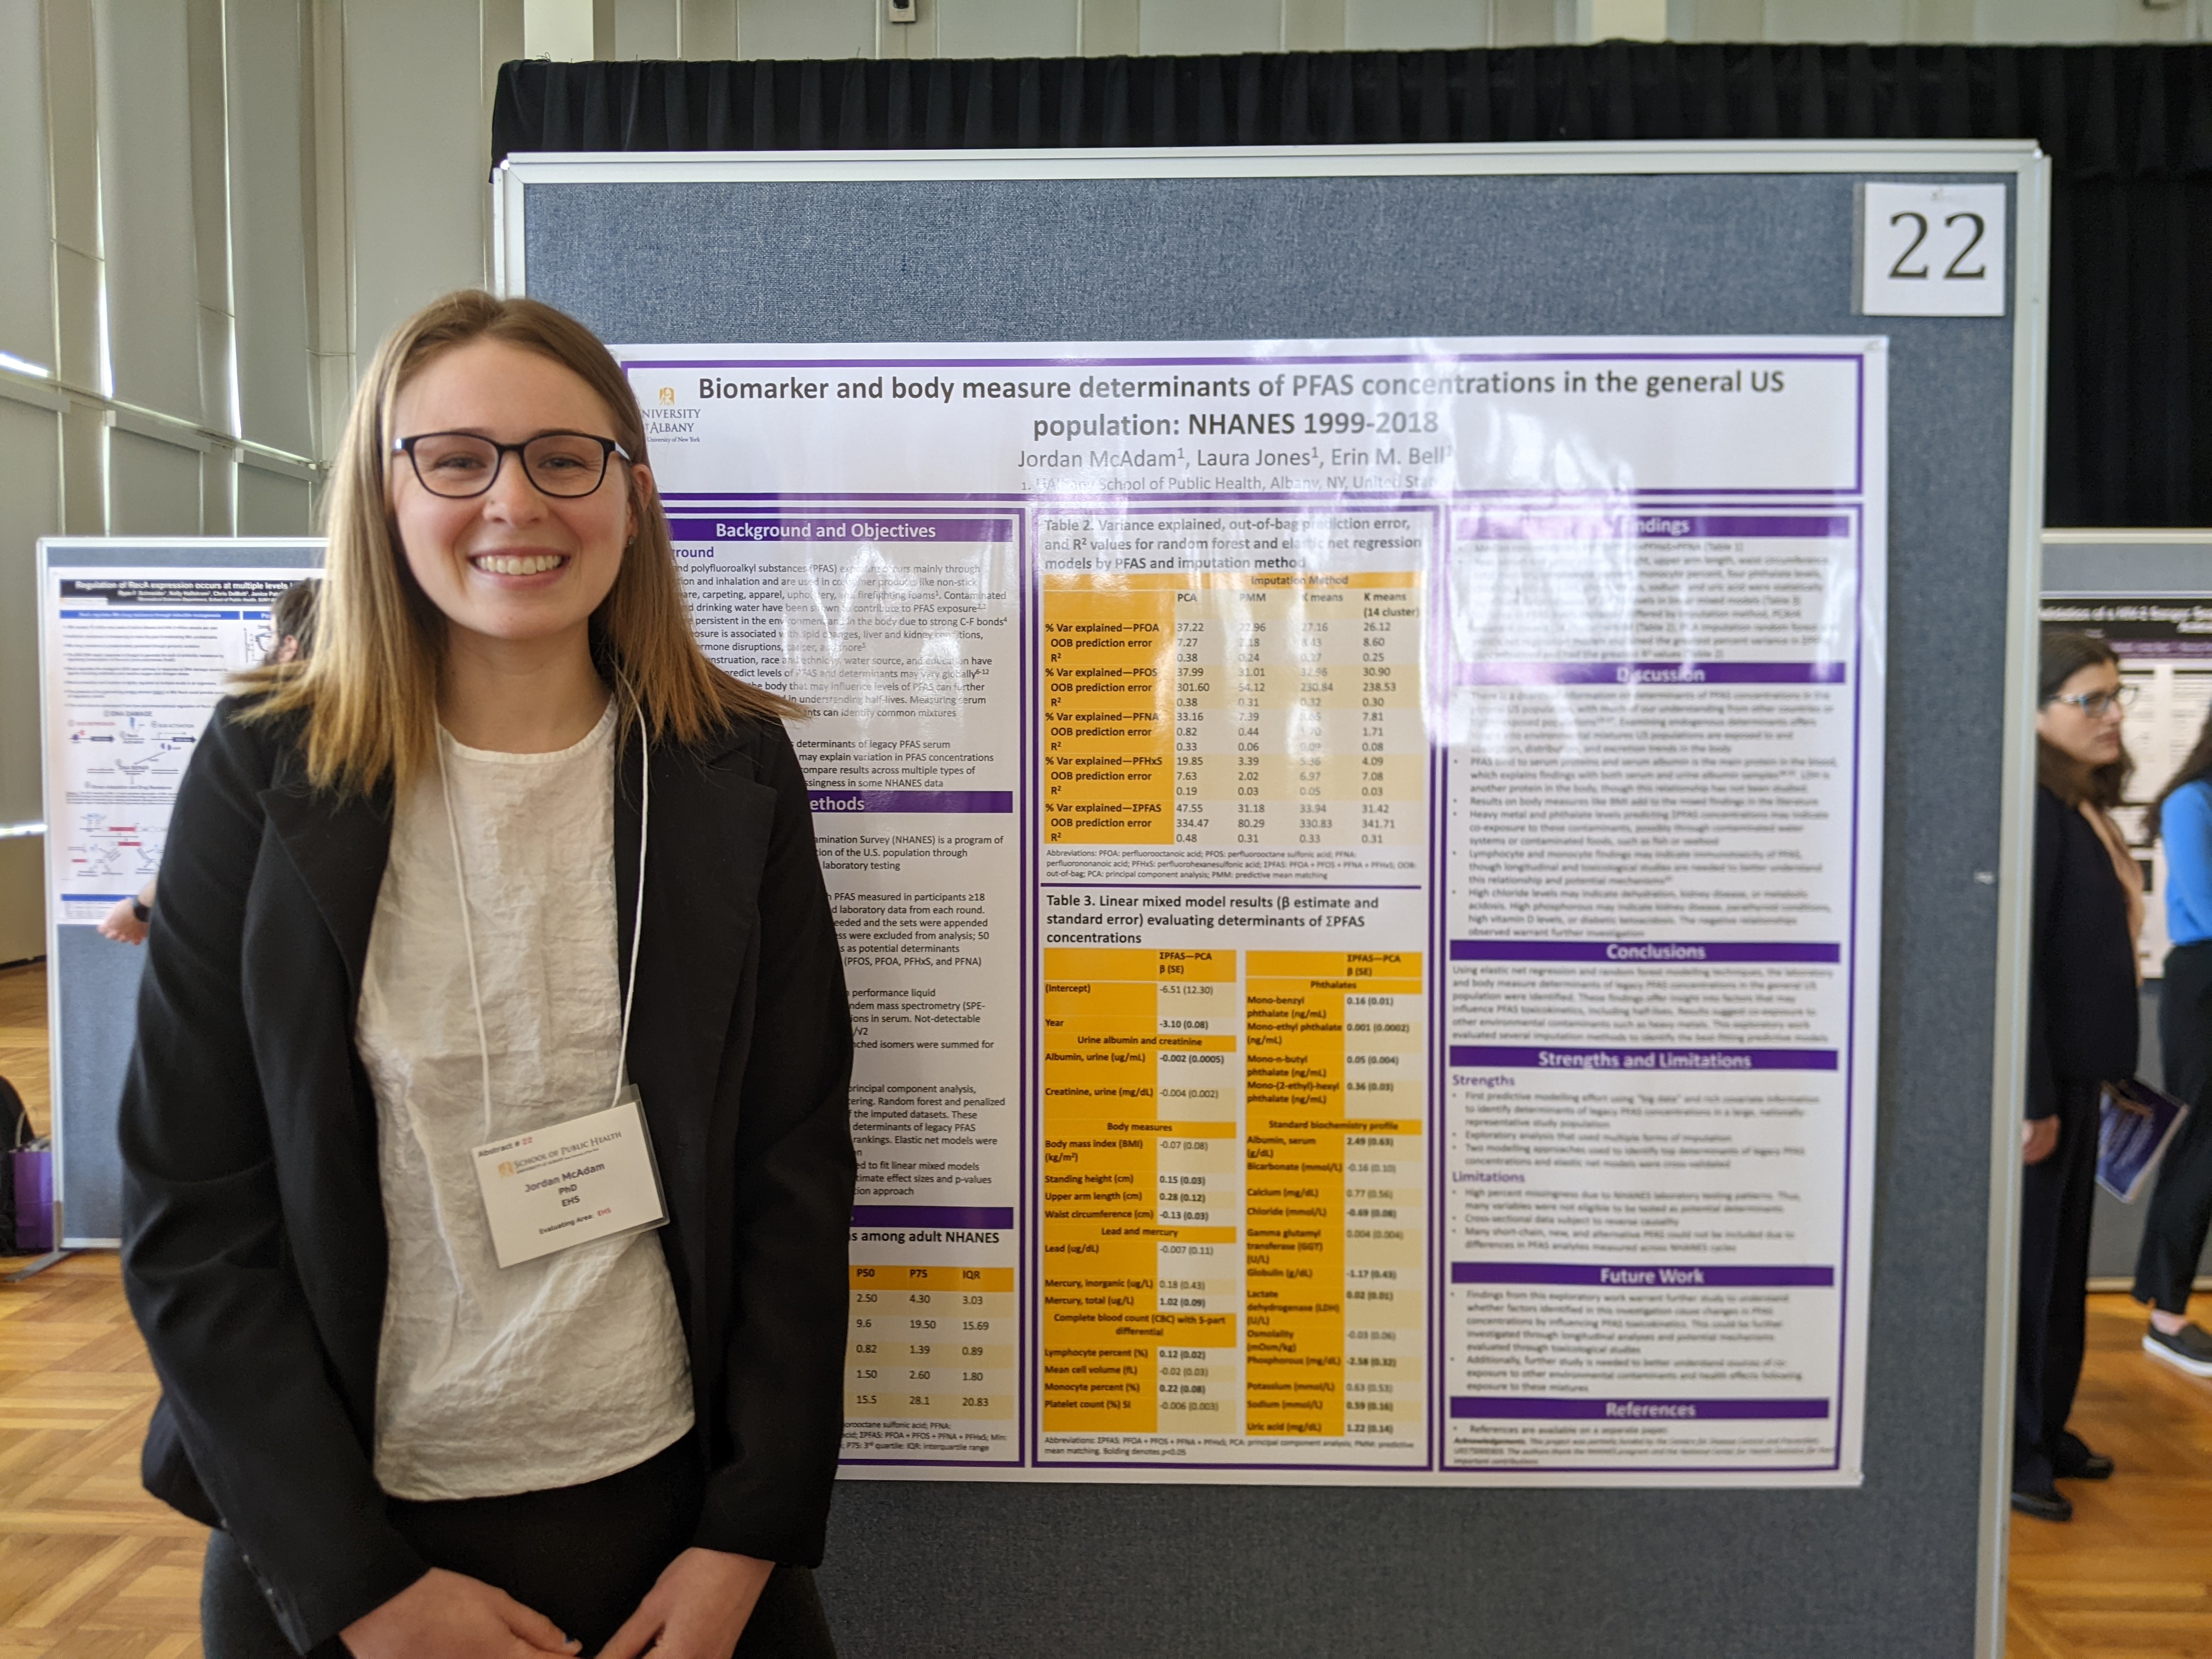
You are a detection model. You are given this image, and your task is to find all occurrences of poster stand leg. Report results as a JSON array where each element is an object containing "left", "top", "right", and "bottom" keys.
[{"left": 3, "top": 1249, "right": 73, "bottom": 1284}]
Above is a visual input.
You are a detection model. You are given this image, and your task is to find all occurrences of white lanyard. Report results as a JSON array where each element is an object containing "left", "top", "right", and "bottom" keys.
[{"left": 433, "top": 691, "right": 650, "bottom": 1142}]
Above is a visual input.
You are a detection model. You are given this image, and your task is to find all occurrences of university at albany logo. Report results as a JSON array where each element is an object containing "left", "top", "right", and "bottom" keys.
[
  {"left": 644, "top": 382, "right": 702, "bottom": 442},
  {"left": 497, "top": 1160, "right": 516, "bottom": 1177}
]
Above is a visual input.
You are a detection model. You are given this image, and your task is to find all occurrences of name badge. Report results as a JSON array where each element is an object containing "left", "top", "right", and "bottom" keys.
[{"left": 471, "top": 1086, "right": 668, "bottom": 1269}]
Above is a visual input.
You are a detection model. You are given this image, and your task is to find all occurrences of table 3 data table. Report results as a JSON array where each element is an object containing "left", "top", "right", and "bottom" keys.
[{"left": 1038, "top": 946, "right": 1429, "bottom": 1465}]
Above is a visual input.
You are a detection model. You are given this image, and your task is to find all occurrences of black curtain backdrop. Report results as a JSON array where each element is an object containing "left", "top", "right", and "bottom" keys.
[{"left": 494, "top": 45, "right": 2212, "bottom": 528}]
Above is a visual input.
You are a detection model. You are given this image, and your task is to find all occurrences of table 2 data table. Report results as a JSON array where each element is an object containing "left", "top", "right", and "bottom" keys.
[{"left": 1041, "top": 558, "right": 1426, "bottom": 870}]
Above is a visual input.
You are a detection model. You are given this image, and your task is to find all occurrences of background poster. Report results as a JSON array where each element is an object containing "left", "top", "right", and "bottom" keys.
[
  {"left": 42, "top": 570, "right": 304, "bottom": 924},
  {"left": 2039, "top": 594, "right": 2212, "bottom": 980},
  {"left": 623, "top": 334, "right": 1888, "bottom": 1487},
  {"left": 37, "top": 540, "right": 324, "bottom": 1244}
]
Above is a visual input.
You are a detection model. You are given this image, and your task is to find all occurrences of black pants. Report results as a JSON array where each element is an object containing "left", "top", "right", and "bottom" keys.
[
  {"left": 2136, "top": 940, "right": 2212, "bottom": 1313},
  {"left": 201, "top": 1438, "right": 836, "bottom": 1658},
  {"left": 2015, "top": 1078, "right": 2101, "bottom": 1496}
]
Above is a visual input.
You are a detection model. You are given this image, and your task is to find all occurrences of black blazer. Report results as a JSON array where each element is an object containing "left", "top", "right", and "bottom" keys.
[
  {"left": 118, "top": 699, "right": 855, "bottom": 1653},
  {"left": 2028, "top": 783, "right": 2139, "bottom": 1119}
]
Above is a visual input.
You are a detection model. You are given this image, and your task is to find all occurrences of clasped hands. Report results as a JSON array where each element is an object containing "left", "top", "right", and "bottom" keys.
[{"left": 340, "top": 1547, "right": 773, "bottom": 1659}]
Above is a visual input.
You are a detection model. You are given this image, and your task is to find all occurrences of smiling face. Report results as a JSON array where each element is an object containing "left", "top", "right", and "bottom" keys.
[
  {"left": 2036, "top": 661, "right": 2127, "bottom": 770},
  {"left": 386, "top": 336, "right": 647, "bottom": 653}
]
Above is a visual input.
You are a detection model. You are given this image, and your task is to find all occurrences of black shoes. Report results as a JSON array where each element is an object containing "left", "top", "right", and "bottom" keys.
[
  {"left": 2015, "top": 1431, "right": 2114, "bottom": 1520},
  {"left": 2053, "top": 1431, "right": 2115, "bottom": 1481},
  {"left": 2145, "top": 1321, "right": 2212, "bottom": 1378},
  {"left": 2011, "top": 1487, "right": 2074, "bottom": 1522}
]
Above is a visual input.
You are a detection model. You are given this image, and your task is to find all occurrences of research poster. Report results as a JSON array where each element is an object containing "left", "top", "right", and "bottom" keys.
[
  {"left": 625, "top": 335, "right": 1886, "bottom": 1486},
  {"left": 2039, "top": 594, "right": 2212, "bottom": 980},
  {"left": 39, "top": 554, "right": 320, "bottom": 927},
  {"left": 38, "top": 540, "right": 325, "bottom": 1244}
]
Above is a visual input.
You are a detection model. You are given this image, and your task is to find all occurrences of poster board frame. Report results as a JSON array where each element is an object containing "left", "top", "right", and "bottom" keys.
[
  {"left": 478, "top": 141, "right": 2046, "bottom": 1659},
  {"left": 35, "top": 537, "right": 326, "bottom": 1251}
]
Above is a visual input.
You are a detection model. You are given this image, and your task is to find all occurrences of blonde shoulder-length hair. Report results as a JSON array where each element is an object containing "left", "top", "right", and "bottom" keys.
[{"left": 239, "top": 289, "right": 797, "bottom": 793}]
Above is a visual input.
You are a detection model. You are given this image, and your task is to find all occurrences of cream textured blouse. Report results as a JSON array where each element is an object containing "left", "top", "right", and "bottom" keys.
[{"left": 356, "top": 703, "right": 693, "bottom": 1501}]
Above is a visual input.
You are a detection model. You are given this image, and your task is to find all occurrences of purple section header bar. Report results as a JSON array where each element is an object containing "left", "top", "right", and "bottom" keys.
[
  {"left": 810, "top": 790, "right": 1013, "bottom": 815},
  {"left": 1457, "top": 661, "right": 1847, "bottom": 686},
  {"left": 1452, "top": 1263, "right": 1836, "bottom": 1288},
  {"left": 1451, "top": 1396, "right": 1830, "bottom": 1420},
  {"left": 629, "top": 351, "right": 1858, "bottom": 371},
  {"left": 1451, "top": 1045, "right": 1839, "bottom": 1072},
  {"left": 667, "top": 516, "right": 1012, "bottom": 543},
  {"left": 850, "top": 1205, "right": 1014, "bottom": 1229},
  {"left": 1459, "top": 514, "right": 1849, "bottom": 541},
  {"left": 1452, "top": 940, "right": 1841, "bottom": 964}
]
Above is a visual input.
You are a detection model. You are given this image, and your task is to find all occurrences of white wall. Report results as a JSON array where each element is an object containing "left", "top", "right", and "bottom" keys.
[
  {"left": 343, "top": 0, "right": 524, "bottom": 365},
  {"left": 0, "top": 5, "right": 56, "bottom": 381},
  {"left": 937, "top": 0, "right": 1081, "bottom": 59},
  {"left": 230, "top": 0, "right": 318, "bottom": 462},
  {"left": 0, "top": 385, "right": 58, "bottom": 961},
  {"left": 0, "top": 0, "right": 517, "bottom": 959}
]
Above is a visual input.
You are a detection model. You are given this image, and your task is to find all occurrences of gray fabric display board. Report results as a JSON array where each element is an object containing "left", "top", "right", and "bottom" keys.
[{"left": 496, "top": 144, "right": 2046, "bottom": 1658}]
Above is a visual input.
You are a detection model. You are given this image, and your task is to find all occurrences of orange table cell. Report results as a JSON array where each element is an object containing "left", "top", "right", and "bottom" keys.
[
  {"left": 1152, "top": 951, "right": 1238, "bottom": 982},
  {"left": 1044, "top": 980, "right": 1161, "bottom": 1027},
  {"left": 1043, "top": 581, "right": 1176, "bottom": 846},
  {"left": 850, "top": 1264, "right": 1015, "bottom": 1292},
  {"left": 1044, "top": 948, "right": 1237, "bottom": 983},
  {"left": 1248, "top": 950, "right": 1424, "bottom": 986}
]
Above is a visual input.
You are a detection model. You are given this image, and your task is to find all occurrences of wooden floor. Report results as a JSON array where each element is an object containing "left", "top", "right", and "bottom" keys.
[
  {"left": 1, "top": 961, "right": 51, "bottom": 1139},
  {"left": 3, "top": 960, "right": 2211, "bottom": 1654},
  {"left": 2010, "top": 1293, "right": 2212, "bottom": 1656},
  {"left": 0, "top": 1254, "right": 204, "bottom": 1658},
  {"left": 2, "top": 962, "right": 208, "bottom": 1657}
]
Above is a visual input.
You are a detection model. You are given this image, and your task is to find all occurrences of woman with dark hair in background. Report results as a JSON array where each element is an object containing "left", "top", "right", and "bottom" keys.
[
  {"left": 2015, "top": 631, "right": 2142, "bottom": 1523},
  {"left": 2134, "top": 705, "right": 2212, "bottom": 1374}
]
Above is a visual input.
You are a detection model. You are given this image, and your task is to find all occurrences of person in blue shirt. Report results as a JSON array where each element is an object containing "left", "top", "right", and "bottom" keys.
[{"left": 2134, "top": 708, "right": 2212, "bottom": 1374}]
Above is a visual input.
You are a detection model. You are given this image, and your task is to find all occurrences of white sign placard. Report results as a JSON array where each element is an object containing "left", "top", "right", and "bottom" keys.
[
  {"left": 1858, "top": 182, "right": 2008, "bottom": 317},
  {"left": 472, "top": 1093, "right": 669, "bottom": 1268},
  {"left": 622, "top": 333, "right": 1888, "bottom": 1487}
]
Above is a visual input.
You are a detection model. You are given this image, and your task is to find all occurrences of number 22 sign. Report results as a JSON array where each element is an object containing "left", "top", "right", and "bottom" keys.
[{"left": 1857, "top": 182, "right": 2007, "bottom": 318}]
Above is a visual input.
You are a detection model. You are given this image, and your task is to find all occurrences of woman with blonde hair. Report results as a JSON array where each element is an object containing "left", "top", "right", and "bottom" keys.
[{"left": 119, "top": 291, "right": 854, "bottom": 1657}]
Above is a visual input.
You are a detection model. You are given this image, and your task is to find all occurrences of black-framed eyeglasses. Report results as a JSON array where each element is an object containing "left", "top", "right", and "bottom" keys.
[
  {"left": 392, "top": 431, "right": 633, "bottom": 499},
  {"left": 2045, "top": 684, "right": 2138, "bottom": 718}
]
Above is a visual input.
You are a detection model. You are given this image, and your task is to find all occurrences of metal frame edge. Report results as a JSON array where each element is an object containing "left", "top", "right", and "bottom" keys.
[
  {"left": 490, "top": 138, "right": 2047, "bottom": 186},
  {"left": 1977, "top": 146, "right": 2053, "bottom": 1659},
  {"left": 34, "top": 539, "right": 65, "bottom": 1251}
]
